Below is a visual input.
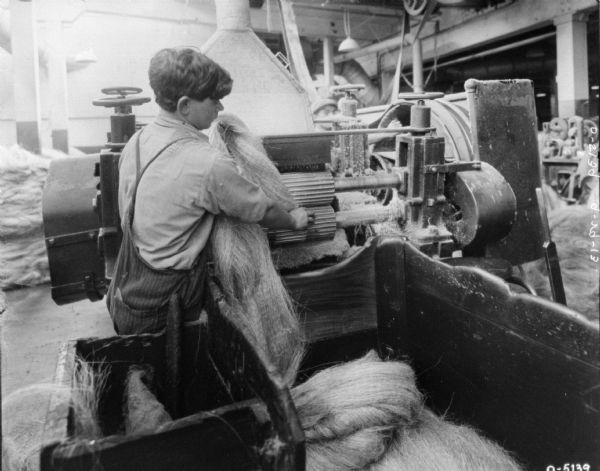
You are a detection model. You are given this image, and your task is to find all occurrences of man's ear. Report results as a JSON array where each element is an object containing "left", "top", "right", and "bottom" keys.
[{"left": 176, "top": 96, "right": 191, "bottom": 116}]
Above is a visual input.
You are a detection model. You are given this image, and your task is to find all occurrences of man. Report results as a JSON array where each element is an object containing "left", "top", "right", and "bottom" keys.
[
  {"left": 107, "top": 47, "right": 312, "bottom": 334},
  {"left": 311, "top": 97, "right": 339, "bottom": 131}
]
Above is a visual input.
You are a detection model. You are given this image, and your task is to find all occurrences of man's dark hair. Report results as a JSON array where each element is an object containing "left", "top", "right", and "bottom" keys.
[{"left": 148, "top": 48, "right": 233, "bottom": 112}]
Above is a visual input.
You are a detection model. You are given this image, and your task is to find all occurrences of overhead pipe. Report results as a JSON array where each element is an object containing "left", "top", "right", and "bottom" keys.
[
  {"left": 440, "top": 56, "right": 556, "bottom": 80},
  {"left": 418, "top": 31, "right": 556, "bottom": 74}
]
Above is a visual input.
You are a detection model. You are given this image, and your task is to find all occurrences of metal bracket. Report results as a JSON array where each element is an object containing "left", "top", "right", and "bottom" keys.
[
  {"left": 83, "top": 272, "right": 103, "bottom": 302},
  {"left": 97, "top": 226, "right": 119, "bottom": 257},
  {"left": 46, "top": 230, "right": 99, "bottom": 248},
  {"left": 535, "top": 187, "right": 567, "bottom": 305},
  {"left": 425, "top": 161, "right": 481, "bottom": 174}
]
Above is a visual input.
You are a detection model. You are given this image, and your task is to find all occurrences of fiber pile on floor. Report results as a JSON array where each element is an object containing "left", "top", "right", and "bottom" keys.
[
  {"left": 2, "top": 359, "right": 106, "bottom": 471},
  {"left": 0, "top": 145, "right": 74, "bottom": 289}
]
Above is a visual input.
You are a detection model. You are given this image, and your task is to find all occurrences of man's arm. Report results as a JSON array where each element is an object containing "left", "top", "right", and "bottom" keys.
[
  {"left": 205, "top": 153, "right": 315, "bottom": 231},
  {"left": 260, "top": 204, "right": 314, "bottom": 231}
]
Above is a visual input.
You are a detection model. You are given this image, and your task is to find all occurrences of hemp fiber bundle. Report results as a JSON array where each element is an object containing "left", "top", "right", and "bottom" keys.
[
  {"left": 292, "top": 351, "right": 423, "bottom": 470},
  {"left": 124, "top": 365, "right": 173, "bottom": 435},
  {"left": 373, "top": 409, "right": 523, "bottom": 471},
  {"left": 207, "top": 113, "right": 304, "bottom": 386},
  {"left": 290, "top": 352, "right": 523, "bottom": 471},
  {"left": 117, "top": 349, "right": 522, "bottom": 471}
]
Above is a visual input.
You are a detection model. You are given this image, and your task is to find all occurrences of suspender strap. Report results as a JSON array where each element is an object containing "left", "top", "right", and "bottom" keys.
[{"left": 128, "top": 130, "right": 190, "bottom": 225}]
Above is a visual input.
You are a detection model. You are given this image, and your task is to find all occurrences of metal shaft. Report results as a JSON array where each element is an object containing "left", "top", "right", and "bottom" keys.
[
  {"left": 334, "top": 173, "right": 403, "bottom": 193},
  {"left": 335, "top": 204, "right": 404, "bottom": 228},
  {"left": 412, "top": 38, "right": 424, "bottom": 93}
]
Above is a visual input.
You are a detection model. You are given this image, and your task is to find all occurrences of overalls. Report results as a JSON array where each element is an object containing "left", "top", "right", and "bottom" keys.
[{"left": 107, "top": 130, "right": 209, "bottom": 334}]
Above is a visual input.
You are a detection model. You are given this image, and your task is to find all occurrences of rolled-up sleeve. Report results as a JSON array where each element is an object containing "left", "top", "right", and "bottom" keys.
[{"left": 203, "top": 153, "right": 270, "bottom": 223}]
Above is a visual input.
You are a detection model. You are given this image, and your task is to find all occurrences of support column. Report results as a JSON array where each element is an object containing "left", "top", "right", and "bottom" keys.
[
  {"left": 554, "top": 13, "right": 589, "bottom": 117},
  {"left": 10, "top": 0, "right": 42, "bottom": 154},
  {"left": 322, "top": 36, "right": 335, "bottom": 93},
  {"left": 47, "top": 18, "right": 69, "bottom": 153},
  {"left": 412, "top": 38, "right": 424, "bottom": 93}
]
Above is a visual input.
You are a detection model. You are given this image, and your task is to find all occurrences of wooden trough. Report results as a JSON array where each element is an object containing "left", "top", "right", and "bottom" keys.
[{"left": 40, "top": 236, "right": 599, "bottom": 470}]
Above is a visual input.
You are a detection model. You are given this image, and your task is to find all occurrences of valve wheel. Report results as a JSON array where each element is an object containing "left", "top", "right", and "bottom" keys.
[
  {"left": 331, "top": 84, "right": 366, "bottom": 94},
  {"left": 92, "top": 86, "right": 150, "bottom": 109},
  {"left": 403, "top": 0, "right": 428, "bottom": 16},
  {"left": 101, "top": 86, "right": 143, "bottom": 97},
  {"left": 396, "top": 92, "right": 444, "bottom": 101}
]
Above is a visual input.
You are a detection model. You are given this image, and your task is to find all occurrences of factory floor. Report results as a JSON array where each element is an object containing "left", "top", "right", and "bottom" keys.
[{"left": 1, "top": 284, "right": 115, "bottom": 398}]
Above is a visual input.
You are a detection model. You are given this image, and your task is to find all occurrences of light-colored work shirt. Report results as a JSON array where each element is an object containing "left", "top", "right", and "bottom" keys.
[{"left": 118, "top": 114, "right": 270, "bottom": 270}]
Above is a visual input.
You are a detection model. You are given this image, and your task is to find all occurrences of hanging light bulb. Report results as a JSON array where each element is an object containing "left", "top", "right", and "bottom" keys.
[{"left": 338, "top": 8, "right": 359, "bottom": 52}]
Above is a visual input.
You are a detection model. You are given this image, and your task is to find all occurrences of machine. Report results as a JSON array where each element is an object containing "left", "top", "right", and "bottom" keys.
[
  {"left": 39, "top": 80, "right": 599, "bottom": 470},
  {"left": 43, "top": 80, "right": 543, "bottom": 304}
]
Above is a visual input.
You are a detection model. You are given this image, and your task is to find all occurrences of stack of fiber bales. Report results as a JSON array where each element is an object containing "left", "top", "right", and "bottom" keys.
[{"left": 0, "top": 145, "right": 74, "bottom": 289}]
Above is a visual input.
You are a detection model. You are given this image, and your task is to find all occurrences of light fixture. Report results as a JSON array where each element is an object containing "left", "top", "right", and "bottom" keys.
[
  {"left": 338, "top": 8, "right": 359, "bottom": 52},
  {"left": 72, "top": 48, "right": 98, "bottom": 64},
  {"left": 66, "top": 48, "right": 98, "bottom": 72}
]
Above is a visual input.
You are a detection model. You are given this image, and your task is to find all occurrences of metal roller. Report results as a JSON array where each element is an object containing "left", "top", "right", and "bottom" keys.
[
  {"left": 270, "top": 171, "right": 406, "bottom": 246},
  {"left": 269, "top": 206, "right": 337, "bottom": 245},
  {"left": 269, "top": 201, "right": 406, "bottom": 246},
  {"left": 280, "top": 172, "right": 335, "bottom": 207},
  {"left": 282, "top": 171, "right": 404, "bottom": 203}
]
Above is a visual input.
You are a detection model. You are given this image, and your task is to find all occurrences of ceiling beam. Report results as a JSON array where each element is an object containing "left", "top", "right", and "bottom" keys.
[
  {"left": 78, "top": 0, "right": 401, "bottom": 42},
  {"left": 335, "top": 0, "right": 598, "bottom": 67},
  {"left": 252, "top": 2, "right": 402, "bottom": 40},
  {"left": 291, "top": 1, "right": 404, "bottom": 18}
]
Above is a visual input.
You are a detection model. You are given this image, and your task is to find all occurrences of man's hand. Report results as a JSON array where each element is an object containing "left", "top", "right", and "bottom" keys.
[
  {"left": 289, "top": 207, "right": 316, "bottom": 230},
  {"left": 260, "top": 203, "right": 316, "bottom": 231}
]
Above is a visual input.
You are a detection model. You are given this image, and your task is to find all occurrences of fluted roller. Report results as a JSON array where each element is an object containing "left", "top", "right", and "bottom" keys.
[
  {"left": 280, "top": 172, "right": 335, "bottom": 208},
  {"left": 269, "top": 206, "right": 336, "bottom": 246}
]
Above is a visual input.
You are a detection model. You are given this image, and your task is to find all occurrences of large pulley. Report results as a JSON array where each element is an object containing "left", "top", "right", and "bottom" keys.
[{"left": 403, "top": 0, "right": 429, "bottom": 16}]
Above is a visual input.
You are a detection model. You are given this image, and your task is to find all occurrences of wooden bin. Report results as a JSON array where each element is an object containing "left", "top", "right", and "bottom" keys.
[{"left": 41, "top": 237, "right": 600, "bottom": 470}]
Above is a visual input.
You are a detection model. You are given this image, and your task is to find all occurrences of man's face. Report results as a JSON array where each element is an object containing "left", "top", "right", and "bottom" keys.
[
  {"left": 314, "top": 105, "right": 338, "bottom": 131},
  {"left": 315, "top": 105, "right": 337, "bottom": 118},
  {"left": 184, "top": 97, "right": 224, "bottom": 130}
]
